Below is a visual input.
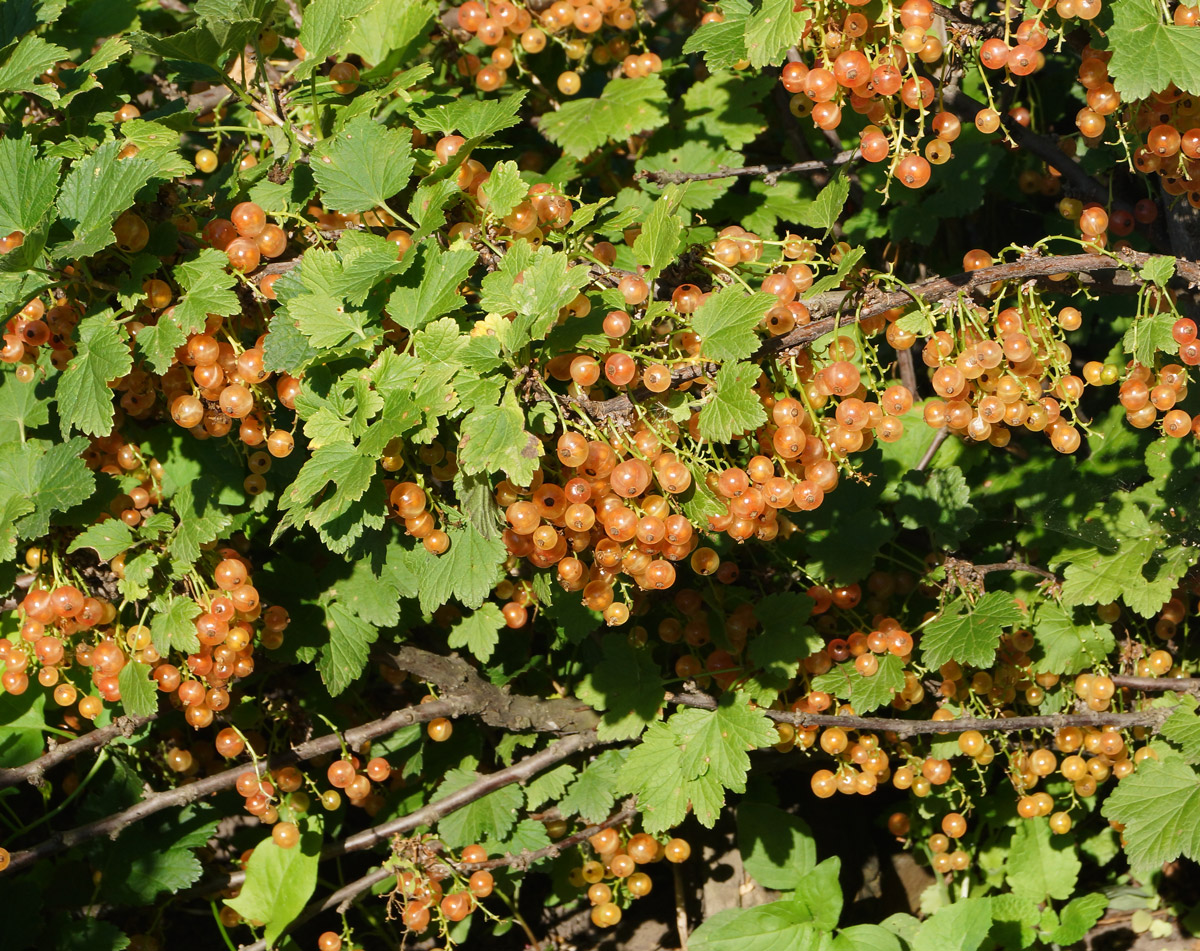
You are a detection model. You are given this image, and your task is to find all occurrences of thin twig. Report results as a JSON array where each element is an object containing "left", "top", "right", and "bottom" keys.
[
  {"left": 636, "top": 150, "right": 860, "bottom": 187},
  {"left": 0, "top": 715, "right": 156, "bottom": 790},
  {"left": 1111, "top": 675, "right": 1200, "bottom": 695},
  {"left": 915, "top": 427, "right": 951, "bottom": 473},
  {"left": 666, "top": 690, "right": 1176, "bottom": 738}
]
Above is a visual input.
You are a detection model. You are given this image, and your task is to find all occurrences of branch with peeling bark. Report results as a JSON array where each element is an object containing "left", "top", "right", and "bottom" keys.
[{"left": 0, "top": 714, "right": 156, "bottom": 790}]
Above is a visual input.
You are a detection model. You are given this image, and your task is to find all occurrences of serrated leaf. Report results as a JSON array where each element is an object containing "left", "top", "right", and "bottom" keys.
[
  {"left": 433, "top": 763, "right": 523, "bottom": 848},
  {"left": 0, "top": 34, "right": 68, "bottom": 97},
  {"left": 168, "top": 483, "right": 232, "bottom": 567},
  {"left": 1108, "top": 0, "right": 1200, "bottom": 99},
  {"left": 117, "top": 661, "right": 158, "bottom": 717},
  {"left": 311, "top": 114, "right": 413, "bottom": 214},
  {"left": 406, "top": 523, "right": 504, "bottom": 612},
  {"left": 447, "top": 602, "right": 505, "bottom": 663},
  {"left": 67, "top": 520, "right": 133, "bottom": 561},
  {"left": 540, "top": 76, "right": 669, "bottom": 160},
  {"left": 920, "top": 591, "right": 1022, "bottom": 670},
  {"left": 744, "top": 0, "right": 810, "bottom": 68},
  {"left": 893, "top": 466, "right": 976, "bottom": 549},
  {"left": 0, "top": 436, "right": 94, "bottom": 540},
  {"left": 633, "top": 185, "right": 685, "bottom": 279},
  {"left": 1140, "top": 255, "right": 1176, "bottom": 287},
  {"left": 682, "top": 72, "right": 773, "bottom": 149},
  {"left": 118, "top": 550, "right": 156, "bottom": 600},
  {"left": 478, "top": 160, "right": 526, "bottom": 219},
  {"left": 1032, "top": 601, "right": 1115, "bottom": 675},
  {"left": 1101, "top": 753, "right": 1200, "bottom": 873},
  {"left": 1161, "top": 698, "right": 1200, "bottom": 763},
  {"left": 479, "top": 244, "right": 590, "bottom": 352},
  {"left": 681, "top": 0, "right": 750, "bottom": 70},
  {"left": 414, "top": 91, "right": 527, "bottom": 139},
  {"left": 798, "top": 174, "right": 850, "bottom": 232},
  {"left": 387, "top": 244, "right": 476, "bottom": 332},
  {"left": 1048, "top": 894, "right": 1107, "bottom": 946},
  {"left": 318, "top": 601, "right": 378, "bottom": 696},
  {"left": 671, "top": 692, "right": 777, "bottom": 789},
  {"left": 576, "top": 634, "right": 664, "bottom": 742},
  {"left": 150, "top": 595, "right": 202, "bottom": 656},
  {"left": 458, "top": 387, "right": 541, "bottom": 488},
  {"left": 343, "top": 0, "right": 435, "bottom": 64},
  {"left": 692, "top": 287, "right": 773, "bottom": 364},
  {"left": 1006, "top": 817, "right": 1080, "bottom": 902},
  {"left": 226, "top": 815, "right": 323, "bottom": 948},
  {"left": 57, "top": 311, "right": 131, "bottom": 437},
  {"left": 54, "top": 142, "right": 161, "bottom": 260},
  {"left": 0, "top": 137, "right": 59, "bottom": 235},
  {"left": 294, "top": 0, "right": 380, "bottom": 80},
  {"left": 617, "top": 720, "right": 720, "bottom": 833},
  {"left": 558, "top": 749, "right": 626, "bottom": 823},
  {"left": 0, "top": 372, "right": 48, "bottom": 442},
  {"left": 523, "top": 763, "right": 576, "bottom": 812},
  {"left": 1123, "top": 308, "right": 1179, "bottom": 367},
  {"left": 698, "top": 362, "right": 767, "bottom": 441},
  {"left": 744, "top": 593, "right": 821, "bottom": 703},
  {"left": 278, "top": 441, "right": 377, "bottom": 536},
  {"left": 810, "top": 654, "right": 904, "bottom": 714},
  {"left": 171, "top": 248, "right": 240, "bottom": 334}
]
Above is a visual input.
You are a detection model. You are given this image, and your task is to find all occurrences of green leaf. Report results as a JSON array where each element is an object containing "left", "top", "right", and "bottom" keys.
[
  {"left": 287, "top": 293, "right": 371, "bottom": 348},
  {"left": 406, "top": 522, "right": 505, "bottom": 612},
  {"left": 810, "top": 654, "right": 905, "bottom": 714},
  {"left": 278, "top": 441, "right": 377, "bottom": 536},
  {"left": 1140, "top": 255, "right": 1176, "bottom": 287},
  {"left": 698, "top": 362, "right": 768, "bottom": 442},
  {"left": 682, "top": 73, "right": 773, "bottom": 149},
  {"left": 920, "top": 592, "right": 1022, "bottom": 670},
  {"left": 0, "top": 493, "right": 34, "bottom": 561},
  {"left": 1123, "top": 308, "right": 1178, "bottom": 367},
  {"left": 311, "top": 114, "right": 414, "bottom": 214},
  {"left": 150, "top": 595, "right": 202, "bottom": 656},
  {"left": 0, "top": 688, "right": 48, "bottom": 768},
  {"left": 119, "top": 551, "right": 157, "bottom": 601},
  {"left": 67, "top": 520, "right": 133, "bottom": 561},
  {"left": 318, "top": 602, "right": 379, "bottom": 696},
  {"left": 575, "top": 634, "right": 664, "bottom": 742},
  {"left": 744, "top": 0, "right": 809, "bottom": 68},
  {"left": 792, "top": 857, "right": 843, "bottom": 931},
  {"left": 447, "top": 602, "right": 505, "bottom": 663},
  {"left": 343, "top": 0, "right": 435, "bottom": 64},
  {"left": 798, "top": 174, "right": 850, "bottom": 232},
  {"left": 559, "top": 749, "right": 626, "bottom": 823},
  {"left": 168, "top": 248, "right": 240, "bottom": 337},
  {"left": 54, "top": 142, "right": 161, "bottom": 260},
  {"left": 0, "top": 137, "right": 59, "bottom": 235},
  {"left": 0, "top": 372, "right": 48, "bottom": 442},
  {"left": 617, "top": 720, "right": 721, "bottom": 833},
  {"left": 832, "top": 925, "right": 903, "bottom": 951},
  {"left": 226, "top": 815, "right": 323, "bottom": 948},
  {"left": 117, "top": 661, "right": 158, "bottom": 718},
  {"left": 893, "top": 466, "right": 976, "bottom": 549},
  {"left": 523, "top": 763, "right": 576, "bottom": 811},
  {"left": 387, "top": 244, "right": 477, "bottom": 333},
  {"left": 1006, "top": 817, "right": 1080, "bottom": 902},
  {"left": 692, "top": 287, "right": 774, "bottom": 364},
  {"left": 0, "top": 34, "right": 68, "bottom": 97},
  {"left": 1031, "top": 601, "right": 1115, "bottom": 675},
  {"left": 479, "top": 244, "right": 590, "bottom": 351},
  {"left": 414, "top": 90, "right": 527, "bottom": 139},
  {"left": 458, "top": 387, "right": 542, "bottom": 488},
  {"left": 681, "top": 0, "right": 750, "bottom": 70},
  {"left": 1048, "top": 894, "right": 1107, "bottom": 946},
  {"left": 57, "top": 311, "right": 132, "bottom": 436},
  {"left": 540, "top": 76, "right": 670, "bottom": 159},
  {"left": 737, "top": 802, "right": 816, "bottom": 890},
  {"left": 0, "top": 436, "right": 94, "bottom": 540},
  {"left": 1161, "top": 697, "right": 1200, "bottom": 763},
  {"left": 294, "top": 0, "right": 381, "bottom": 80},
  {"left": 912, "top": 897, "right": 993, "bottom": 951},
  {"left": 671, "top": 692, "right": 777, "bottom": 790},
  {"left": 1108, "top": 0, "right": 1200, "bottom": 99},
  {"left": 478, "top": 160, "right": 527, "bottom": 219},
  {"left": 433, "top": 762, "right": 523, "bottom": 847},
  {"left": 745, "top": 594, "right": 820, "bottom": 703},
  {"left": 688, "top": 903, "right": 829, "bottom": 951},
  {"left": 632, "top": 185, "right": 685, "bottom": 279},
  {"left": 1102, "top": 753, "right": 1200, "bottom": 873},
  {"left": 168, "top": 483, "right": 232, "bottom": 568}
]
